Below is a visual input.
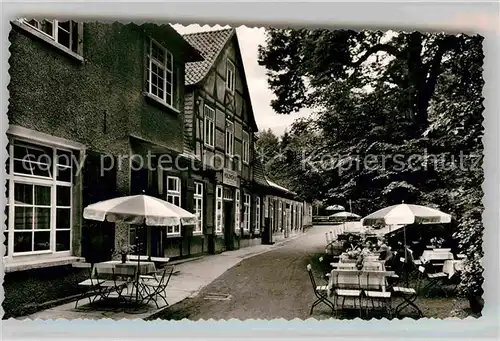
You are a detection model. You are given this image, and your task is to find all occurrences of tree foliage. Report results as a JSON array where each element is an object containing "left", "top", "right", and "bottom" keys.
[{"left": 258, "top": 29, "right": 484, "bottom": 298}]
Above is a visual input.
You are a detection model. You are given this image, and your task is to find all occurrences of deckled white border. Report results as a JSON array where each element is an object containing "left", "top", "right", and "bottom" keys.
[{"left": 1, "top": 1, "right": 498, "bottom": 340}]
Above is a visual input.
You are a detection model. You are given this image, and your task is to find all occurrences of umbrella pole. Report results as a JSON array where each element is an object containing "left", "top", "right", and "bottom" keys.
[
  {"left": 135, "top": 223, "right": 143, "bottom": 303},
  {"left": 403, "top": 225, "right": 409, "bottom": 286}
]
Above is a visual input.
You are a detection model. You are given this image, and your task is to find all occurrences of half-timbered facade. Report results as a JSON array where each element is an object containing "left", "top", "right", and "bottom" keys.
[{"left": 181, "top": 29, "right": 261, "bottom": 253}]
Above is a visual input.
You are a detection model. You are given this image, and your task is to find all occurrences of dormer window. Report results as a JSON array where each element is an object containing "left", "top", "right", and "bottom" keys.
[{"left": 226, "top": 59, "right": 235, "bottom": 92}]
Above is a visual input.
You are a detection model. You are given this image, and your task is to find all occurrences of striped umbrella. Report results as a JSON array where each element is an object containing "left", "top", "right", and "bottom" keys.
[
  {"left": 326, "top": 204, "right": 345, "bottom": 211},
  {"left": 83, "top": 194, "right": 197, "bottom": 302},
  {"left": 362, "top": 203, "right": 451, "bottom": 226},
  {"left": 362, "top": 202, "right": 452, "bottom": 276},
  {"left": 83, "top": 194, "right": 197, "bottom": 226}
]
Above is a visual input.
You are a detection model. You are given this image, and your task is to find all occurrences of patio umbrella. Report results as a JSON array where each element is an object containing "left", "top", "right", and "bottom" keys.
[
  {"left": 330, "top": 211, "right": 361, "bottom": 219},
  {"left": 326, "top": 204, "right": 345, "bottom": 211},
  {"left": 362, "top": 203, "right": 451, "bottom": 270},
  {"left": 330, "top": 211, "right": 361, "bottom": 233},
  {"left": 83, "top": 193, "right": 197, "bottom": 302}
]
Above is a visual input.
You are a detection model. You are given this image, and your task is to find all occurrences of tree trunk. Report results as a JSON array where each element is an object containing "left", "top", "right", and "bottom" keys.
[{"left": 468, "top": 294, "right": 484, "bottom": 314}]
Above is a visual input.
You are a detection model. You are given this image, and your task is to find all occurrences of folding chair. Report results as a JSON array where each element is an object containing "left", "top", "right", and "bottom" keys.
[
  {"left": 331, "top": 262, "right": 357, "bottom": 270},
  {"left": 363, "top": 261, "right": 383, "bottom": 271},
  {"left": 417, "top": 265, "right": 448, "bottom": 297},
  {"left": 94, "top": 263, "right": 129, "bottom": 301},
  {"left": 392, "top": 283, "right": 422, "bottom": 318},
  {"left": 364, "top": 255, "right": 380, "bottom": 263},
  {"left": 306, "top": 264, "right": 335, "bottom": 315},
  {"left": 325, "top": 232, "right": 331, "bottom": 245},
  {"left": 127, "top": 255, "right": 150, "bottom": 262},
  {"left": 72, "top": 262, "right": 104, "bottom": 309},
  {"left": 330, "top": 269, "right": 362, "bottom": 317},
  {"left": 362, "top": 271, "right": 392, "bottom": 317},
  {"left": 140, "top": 265, "right": 175, "bottom": 308}
]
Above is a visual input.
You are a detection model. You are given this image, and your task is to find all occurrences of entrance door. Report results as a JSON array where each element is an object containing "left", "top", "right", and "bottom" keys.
[
  {"left": 150, "top": 228, "right": 164, "bottom": 257},
  {"left": 224, "top": 201, "right": 234, "bottom": 251}
]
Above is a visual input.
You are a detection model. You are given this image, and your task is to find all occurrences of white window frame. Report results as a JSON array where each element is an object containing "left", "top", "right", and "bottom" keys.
[
  {"left": 255, "top": 196, "right": 261, "bottom": 233},
  {"left": 193, "top": 182, "right": 203, "bottom": 235},
  {"left": 166, "top": 176, "right": 181, "bottom": 236},
  {"left": 226, "top": 120, "right": 234, "bottom": 157},
  {"left": 235, "top": 189, "right": 240, "bottom": 232},
  {"left": 19, "top": 19, "right": 80, "bottom": 55},
  {"left": 226, "top": 59, "right": 235, "bottom": 92},
  {"left": 242, "top": 131, "right": 250, "bottom": 164},
  {"left": 215, "top": 185, "right": 223, "bottom": 234},
  {"left": 243, "top": 193, "right": 251, "bottom": 232},
  {"left": 5, "top": 139, "right": 73, "bottom": 259},
  {"left": 204, "top": 105, "right": 215, "bottom": 148},
  {"left": 147, "top": 38, "right": 179, "bottom": 111}
]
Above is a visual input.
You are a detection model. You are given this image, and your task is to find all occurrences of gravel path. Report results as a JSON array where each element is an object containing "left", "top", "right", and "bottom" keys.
[
  {"left": 156, "top": 226, "right": 332, "bottom": 320},
  {"left": 154, "top": 224, "right": 473, "bottom": 321}
]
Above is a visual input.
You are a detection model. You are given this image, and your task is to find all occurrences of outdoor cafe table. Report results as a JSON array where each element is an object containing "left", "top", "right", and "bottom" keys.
[
  {"left": 96, "top": 260, "right": 156, "bottom": 301},
  {"left": 102, "top": 260, "right": 156, "bottom": 276}
]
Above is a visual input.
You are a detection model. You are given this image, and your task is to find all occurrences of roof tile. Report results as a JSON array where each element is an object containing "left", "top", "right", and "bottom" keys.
[{"left": 183, "top": 28, "right": 235, "bottom": 85}]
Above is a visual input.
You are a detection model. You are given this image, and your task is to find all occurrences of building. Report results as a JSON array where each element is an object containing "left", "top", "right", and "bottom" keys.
[
  {"left": 3, "top": 21, "right": 313, "bottom": 317},
  {"left": 180, "top": 28, "right": 262, "bottom": 253},
  {"left": 252, "top": 158, "right": 313, "bottom": 244}
]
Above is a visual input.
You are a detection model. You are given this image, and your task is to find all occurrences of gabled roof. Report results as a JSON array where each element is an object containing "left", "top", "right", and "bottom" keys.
[
  {"left": 182, "top": 28, "right": 259, "bottom": 132},
  {"left": 183, "top": 28, "right": 234, "bottom": 85},
  {"left": 253, "top": 157, "right": 270, "bottom": 187},
  {"left": 266, "top": 178, "right": 297, "bottom": 196},
  {"left": 252, "top": 157, "right": 298, "bottom": 197}
]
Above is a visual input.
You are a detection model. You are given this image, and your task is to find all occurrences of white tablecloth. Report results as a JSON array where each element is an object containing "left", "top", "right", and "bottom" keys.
[
  {"left": 102, "top": 260, "right": 156, "bottom": 276},
  {"left": 442, "top": 260, "right": 465, "bottom": 279}
]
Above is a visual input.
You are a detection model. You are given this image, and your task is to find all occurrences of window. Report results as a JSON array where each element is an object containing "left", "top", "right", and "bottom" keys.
[
  {"left": 243, "top": 193, "right": 251, "bottom": 232},
  {"left": 194, "top": 182, "right": 203, "bottom": 234},
  {"left": 5, "top": 139, "right": 73, "bottom": 257},
  {"left": 215, "top": 185, "right": 223, "bottom": 234},
  {"left": 146, "top": 39, "right": 179, "bottom": 110},
  {"left": 204, "top": 105, "right": 215, "bottom": 148},
  {"left": 235, "top": 189, "right": 240, "bottom": 232},
  {"left": 223, "top": 188, "right": 234, "bottom": 201},
  {"left": 166, "top": 176, "right": 181, "bottom": 206},
  {"left": 20, "top": 19, "right": 80, "bottom": 54},
  {"left": 226, "top": 59, "right": 235, "bottom": 92},
  {"left": 242, "top": 131, "right": 250, "bottom": 164},
  {"left": 226, "top": 120, "right": 234, "bottom": 156},
  {"left": 255, "top": 196, "right": 261, "bottom": 233},
  {"left": 166, "top": 176, "right": 181, "bottom": 235}
]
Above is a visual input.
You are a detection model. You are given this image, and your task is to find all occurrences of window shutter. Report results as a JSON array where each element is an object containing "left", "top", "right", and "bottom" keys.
[
  {"left": 205, "top": 183, "right": 214, "bottom": 233},
  {"left": 185, "top": 178, "right": 195, "bottom": 213}
]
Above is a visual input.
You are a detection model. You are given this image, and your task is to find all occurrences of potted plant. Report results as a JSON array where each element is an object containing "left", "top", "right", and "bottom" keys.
[
  {"left": 429, "top": 237, "right": 445, "bottom": 249},
  {"left": 112, "top": 240, "right": 136, "bottom": 263}
]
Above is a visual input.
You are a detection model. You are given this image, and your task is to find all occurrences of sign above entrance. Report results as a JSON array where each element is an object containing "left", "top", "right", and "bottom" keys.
[{"left": 223, "top": 168, "right": 238, "bottom": 187}]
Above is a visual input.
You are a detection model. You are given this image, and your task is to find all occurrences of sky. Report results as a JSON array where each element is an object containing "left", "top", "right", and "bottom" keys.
[{"left": 172, "top": 24, "right": 312, "bottom": 137}]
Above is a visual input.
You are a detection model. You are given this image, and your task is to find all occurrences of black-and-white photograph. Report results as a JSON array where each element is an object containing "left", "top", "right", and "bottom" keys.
[{"left": 3, "top": 19, "right": 484, "bottom": 321}]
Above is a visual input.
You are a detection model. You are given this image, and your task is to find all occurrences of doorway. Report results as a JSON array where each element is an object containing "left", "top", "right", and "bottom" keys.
[{"left": 224, "top": 201, "right": 235, "bottom": 251}]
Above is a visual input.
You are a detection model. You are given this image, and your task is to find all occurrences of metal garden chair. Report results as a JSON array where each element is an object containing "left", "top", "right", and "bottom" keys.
[
  {"left": 330, "top": 269, "right": 363, "bottom": 317},
  {"left": 140, "top": 265, "right": 175, "bottom": 308},
  {"left": 72, "top": 262, "right": 104, "bottom": 309},
  {"left": 361, "top": 271, "right": 393, "bottom": 317},
  {"left": 93, "top": 263, "right": 130, "bottom": 302},
  {"left": 306, "top": 264, "right": 335, "bottom": 315}
]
